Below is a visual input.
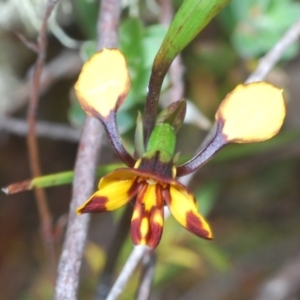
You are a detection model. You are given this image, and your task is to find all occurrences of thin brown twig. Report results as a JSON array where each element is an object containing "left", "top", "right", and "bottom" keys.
[
  {"left": 27, "top": 0, "right": 60, "bottom": 277},
  {"left": 15, "top": 31, "right": 39, "bottom": 53},
  {"left": 54, "top": 0, "right": 121, "bottom": 298}
]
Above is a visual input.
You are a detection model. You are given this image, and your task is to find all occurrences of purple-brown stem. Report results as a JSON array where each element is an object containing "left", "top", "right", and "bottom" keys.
[
  {"left": 176, "top": 123, "right": 227, "bottom": 176},
  {"left": 143, "top": 61, "right": 170, "bottom": 145},
  {"left": 102, "top": 113, "right": 136, "bottom": 167}
]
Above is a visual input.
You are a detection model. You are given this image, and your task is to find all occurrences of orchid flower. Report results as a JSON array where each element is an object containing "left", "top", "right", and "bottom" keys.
[{"left": 75, "top": 48, "right": 286, "bottom": 248}]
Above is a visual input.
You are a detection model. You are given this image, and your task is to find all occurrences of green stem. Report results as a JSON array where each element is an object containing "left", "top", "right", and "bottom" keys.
[
  {"left": 3, "top": 163, "right": 125, "bottom": 194},
  {"left": 143, "top": 0, "right": 231, "bottom": 143}
]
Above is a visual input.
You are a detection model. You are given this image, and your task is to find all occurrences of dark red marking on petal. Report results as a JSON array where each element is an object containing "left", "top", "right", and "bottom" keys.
[
  {"left": 79, "top": 196, "right": 108, "bottom": 213},
  {"left": 128, "top": 179, "right": 143, "bottom": 201},
  {"left": 131, "top": 201, "right": 143, "bottom": 245},
  {"left": 155, "top": 184, "right": 164, "bottom": 208},
  {"left": 130, "top": 185, "right": 164, "bottom": 248},
  {"left": 136, "top": 182, "right": 148, "bottom": 204},
  {"left": 161, "top": 187, "right": 171, "bottom": 206},
  {"left": 186, "top": 211, "right": 212, "bottom": 240},
  {"left": 147, "top": 210, "right": 164, "bottom": 248}
]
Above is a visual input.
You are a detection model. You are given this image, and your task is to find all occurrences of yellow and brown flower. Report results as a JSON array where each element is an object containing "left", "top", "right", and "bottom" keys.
[
  {"left": 74, "top": 48, "right": 286, "bottom": 248},
  {"left": 77, "top": 163, "right": 212, "bottom": 248}
]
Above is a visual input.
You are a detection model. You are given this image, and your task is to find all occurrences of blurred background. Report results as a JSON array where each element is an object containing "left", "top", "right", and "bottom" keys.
[{"left": 1, "top": 0, "right": 300, "bottom": 299}]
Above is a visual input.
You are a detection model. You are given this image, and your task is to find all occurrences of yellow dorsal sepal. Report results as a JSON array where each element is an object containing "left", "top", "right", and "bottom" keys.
[
  {"left": 216, "top": 82, "right": 286, "bottom": 143},
  {"left": 75, "top": 48, "right": 130, "bottom": 118}
]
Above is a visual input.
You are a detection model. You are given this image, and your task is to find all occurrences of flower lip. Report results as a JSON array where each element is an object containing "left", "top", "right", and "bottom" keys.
[
  {"left": 118, "top": 167, "right": 170, "bottom": 183},
  {"left": 139, "top": 152, "right": 174, "bottom": 178},
  {"left": 114, "top": 166, "right": 191, "bottom": 193}
]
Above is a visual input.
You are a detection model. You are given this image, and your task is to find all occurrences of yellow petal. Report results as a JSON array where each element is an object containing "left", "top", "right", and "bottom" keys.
[
  {"left": 98, "top": 169, "right": 138, "bottom": 189},
  {"left": 75, "top": 48, "right": 130, "bottom": 118},
  {"left": 77, "top": 169, "right": 137, "bottom": 214},
  {"left": 216, "top": 82, "right": 286, "bottom": 143},
  {"left": 165, "top": 184, "right": 212, "bottom": 239},
  {"left": 131, "top": 183, "right": 164, "bottom": 248}
]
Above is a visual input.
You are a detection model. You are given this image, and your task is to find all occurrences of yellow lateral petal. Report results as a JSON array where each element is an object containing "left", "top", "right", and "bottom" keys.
[
  {"left": 98, "top": 169, "right": 138, "bottom": 189},
  {"left": 75, "top": 48, "right": 130, "bottom": 118},
  {"left": 216, "top": 82, "right": 286, "bottom": 143},
  {"left": 166, "top": 185, "right": 212, "bottom": 239},
  {"left": 77, "top": 171, "right": 137, "bottom": 214}
]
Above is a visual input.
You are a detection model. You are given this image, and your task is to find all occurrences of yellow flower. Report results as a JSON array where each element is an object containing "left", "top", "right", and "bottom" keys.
[{"left": 77, "top": 163, "right": 212, "bottom": 248}]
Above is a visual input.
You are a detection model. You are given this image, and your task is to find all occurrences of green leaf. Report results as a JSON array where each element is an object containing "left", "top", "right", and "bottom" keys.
[
  {"left": 3, "top": 163, "right": 125, "bottom": 194},
  {"left": 144, "top": 0, "right": 231, "bottom": 140},
  {"left": 153, "top": 0, "right": 231, "bottom": 70}
]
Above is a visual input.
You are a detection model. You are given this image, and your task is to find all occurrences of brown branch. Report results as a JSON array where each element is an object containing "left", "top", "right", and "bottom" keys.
[
  {"left": 26, "top": 0, "right": 60, "bottom": 277},
  {"left": 15, "top": 31, "right": 39, "bottom": 53},
  {"left": 96, "top": 0, "right": 120, "bottom": 50},
  {"left": 53, "top": 0, "right": 121, "bottom": 298}
]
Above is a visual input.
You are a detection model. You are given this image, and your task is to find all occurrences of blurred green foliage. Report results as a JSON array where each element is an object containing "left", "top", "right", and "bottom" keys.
[{"left": 219, "top": 0, "right": 300, "bottom": 59}]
